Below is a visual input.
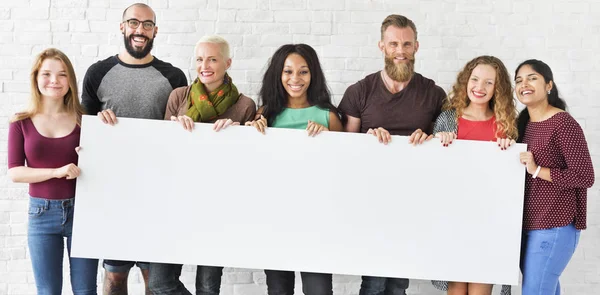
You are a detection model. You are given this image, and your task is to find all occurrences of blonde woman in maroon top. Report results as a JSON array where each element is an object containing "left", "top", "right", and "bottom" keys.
[
  {"left": 430, "top": 56, "right": 517, "bottom": 295},
  {"left": 515, "top": 59, "right": 594, "bottom": 295},
  {"left": 7, "top": 48, "right": 98, "bottom": 294}
]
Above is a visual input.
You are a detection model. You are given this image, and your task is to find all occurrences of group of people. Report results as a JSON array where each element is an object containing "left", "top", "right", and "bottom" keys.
[{"left": 6, "top": 3, "right": 594, "bottom": 295}]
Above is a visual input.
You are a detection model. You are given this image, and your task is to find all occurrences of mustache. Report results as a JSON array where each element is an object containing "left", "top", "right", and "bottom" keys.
[
  {"left": 124, "top": 33, "right": 154, "bottom": 59},
  {"left": 388, "top": 53, "right": 415, "bottom": 61}
]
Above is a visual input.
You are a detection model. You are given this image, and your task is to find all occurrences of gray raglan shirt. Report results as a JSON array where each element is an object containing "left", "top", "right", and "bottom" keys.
[{"left": 81, "top": 55, "right": 188, "bottom": 120}]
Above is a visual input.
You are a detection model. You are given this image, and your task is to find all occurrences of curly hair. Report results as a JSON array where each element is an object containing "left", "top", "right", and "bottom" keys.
[{"left": 444, "top": 55, "right": 518, "bottom": 139}]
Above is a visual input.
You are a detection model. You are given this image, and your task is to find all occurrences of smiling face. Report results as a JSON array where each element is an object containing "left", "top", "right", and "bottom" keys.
[
  {"left": 515, "top": 64, "right": 553, "bottom": 107},
  {"left": 467, "top": 64, "right": 497, "bottom": 106},
  {"left": 379, "top": 25, "right": 419, "bottom": 82},
  {"left": 195, "top": 42, "right": 231, "bottom": 92},
  {"left": 281, "top": 53, "right": 311, "bottom": 102},
  {"left": 120, "top": 5, "right": 157, "bottom": 59},
  {"left": 37, "top": 58, "right": 69, "bottom": 102}
]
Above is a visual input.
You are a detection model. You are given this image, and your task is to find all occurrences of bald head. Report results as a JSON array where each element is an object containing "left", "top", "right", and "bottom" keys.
[{"left": 122, "top": 3, "right": 156, "bottom": 22}]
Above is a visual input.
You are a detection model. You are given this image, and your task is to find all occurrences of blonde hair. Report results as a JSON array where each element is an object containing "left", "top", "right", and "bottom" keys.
[
  {"left": 194, "top": 35, "right": 231, "bottom": 59},
  {"left": 11, "top": 48, "right": 84, "bottom": 124},
  {"left": 445, "top": 55, "right": 518, "bottom": 139}
]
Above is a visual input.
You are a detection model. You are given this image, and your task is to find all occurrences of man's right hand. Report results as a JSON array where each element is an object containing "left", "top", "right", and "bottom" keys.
[
  {"left": 409, "top": 128, "right": 432, "bottom": 146},
  {"left": 367, "top": 127, "right": 391, "bottom": 145},
  {"left": 98, "top": 109, "right": 117, "bottom": 125}
]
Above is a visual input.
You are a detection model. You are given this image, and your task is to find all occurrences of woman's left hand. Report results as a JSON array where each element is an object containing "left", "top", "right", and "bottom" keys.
[
  {"left": 213, "top": 118, "right": 239, "bottom": 132},
  {"left": 306, "top": 120, "right": 328, "bottom": 137},
  {"left": 519, "top": 151, "right": 539, "bottom": 175},
  {"left": 497, "top": 138, "right": 516, "bottom": 150}
]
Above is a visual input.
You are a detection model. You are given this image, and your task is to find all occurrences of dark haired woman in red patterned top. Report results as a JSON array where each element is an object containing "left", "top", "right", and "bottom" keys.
[{"left": 515, "top": 59, "right": 594, "bottom": 295}]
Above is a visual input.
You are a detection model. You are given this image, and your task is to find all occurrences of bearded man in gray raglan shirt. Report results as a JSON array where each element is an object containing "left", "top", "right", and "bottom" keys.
[{"left": 81, "top": 3, "right": 187, "bottom": 295}]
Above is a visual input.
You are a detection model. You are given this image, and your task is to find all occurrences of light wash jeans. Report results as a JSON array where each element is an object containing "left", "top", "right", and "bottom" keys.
[
  {"left": 28, "top": 196, "right": 98, "bottom": 295},
  {"left": 521, "top": 223, "right": 580, "bottom": 295}
]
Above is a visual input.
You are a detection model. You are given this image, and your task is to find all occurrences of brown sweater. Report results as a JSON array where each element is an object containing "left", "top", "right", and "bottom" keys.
[{"left": 164, "top": 85, "right": 256, "bottom": 124}]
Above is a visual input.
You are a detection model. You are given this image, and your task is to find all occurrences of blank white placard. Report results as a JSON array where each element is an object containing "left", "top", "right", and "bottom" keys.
[{"left": 72, "top": 115, "right": 526, "bottom": 285}]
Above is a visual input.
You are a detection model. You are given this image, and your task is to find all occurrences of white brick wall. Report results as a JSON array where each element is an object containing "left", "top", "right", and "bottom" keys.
[{"left": 0, "top": 0, "right": 598, "bottom": 294}]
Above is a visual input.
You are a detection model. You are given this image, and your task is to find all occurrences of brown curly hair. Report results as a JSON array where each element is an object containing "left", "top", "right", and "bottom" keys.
[{"left": 444, "top": 55, "right": 518, "bottom": 139}]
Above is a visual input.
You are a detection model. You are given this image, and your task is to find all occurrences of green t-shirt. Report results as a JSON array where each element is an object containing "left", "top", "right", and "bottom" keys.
[{"left": 271, "top": 106, "right": 330, "bottom": 130}]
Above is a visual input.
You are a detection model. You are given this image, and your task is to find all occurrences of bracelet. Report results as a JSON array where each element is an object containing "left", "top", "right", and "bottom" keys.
[{"left": 532, "top": 165, "right": 541, "bottom": 179}]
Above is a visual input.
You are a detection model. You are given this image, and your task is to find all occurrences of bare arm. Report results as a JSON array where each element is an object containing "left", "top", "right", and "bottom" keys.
[
  {"left": 9, "top": 166, "right": 60, "bottom": 183},
  {"left": 534, "top": 167, "right": 552, "bottom": 182},
  {"left": 344, "top": 115, "right": 361, "bottom": 133},
  {"left": 245, "top": 106, "right": 267, "bottom": 134},
  {"left": 253, "top": 106, "right": 264, "bottom": 120},
  {"left": 329, "top": 112, "right": 343, "bottom": 132}
]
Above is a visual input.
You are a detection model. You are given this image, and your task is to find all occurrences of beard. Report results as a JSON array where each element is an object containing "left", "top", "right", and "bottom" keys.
[
  {"left": 384, "top": 53, "right": 415, "bottom": 82},
  {"left": 123, "top": 33, "right": 154, "bottom": 59}
]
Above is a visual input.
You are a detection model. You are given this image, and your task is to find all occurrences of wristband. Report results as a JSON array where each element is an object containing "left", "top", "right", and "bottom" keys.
[{"left": 532, "top": 165, "right": 541, "bottom": 179}]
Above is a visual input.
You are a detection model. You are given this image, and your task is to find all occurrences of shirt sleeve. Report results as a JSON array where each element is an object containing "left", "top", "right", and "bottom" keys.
[
  {"left": 241, "top": 98, "right": 257, "bottom": 125},
  {"left": 81, "top": 68, "right": 102, "bottom": 115},
  {"left": 433, "top": 86, "right": 447, "bottom": 120},
  {"left": 338, "top": 82, "right": 363, "bottom": 119},
  {"left": 432, "top": 109, "right": 457, "bottom": 134},
  {"left": 164, "top": 88, "right": 184, "bottom": 120},
  {"left": 8, "top": 121, "right": 26, "bottom": 169},
  {"left": 549, "top": 115, "right": 595, "bottom": 189}
]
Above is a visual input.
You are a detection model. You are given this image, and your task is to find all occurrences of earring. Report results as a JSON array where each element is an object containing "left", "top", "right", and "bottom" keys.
[{"left": 547, "top": 90, "right": 551, "bottom": 94}]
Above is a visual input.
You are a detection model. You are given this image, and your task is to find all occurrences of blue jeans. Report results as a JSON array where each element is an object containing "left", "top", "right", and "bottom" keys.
[
  {"left": 359, "top": 276, "right": 408, "bottom": 295},
  {"left": 28, "top": 196, "right": 99, "bottom": 295},
  {"left": 265, "top": 270, "right": 332, "bottom": 295},
  {"left": 148, "top": 263, "right": 223, "bottom": 295},
  {"left": 103, "top": 259, "right": 149, "bottom": 273},
  {"left": 520, "top": 223, "right": 580, "bottom": 295}
]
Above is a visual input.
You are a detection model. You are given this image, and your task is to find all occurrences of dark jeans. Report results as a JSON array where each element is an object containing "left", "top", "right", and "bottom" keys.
[
  {"left": 265, "top": 270, "right": 332, "bottom": 295},
  {"left": 148, "top": 263, "right": 223, "bottom": 295},
  {"left": 359, "top": 276, "right": 409, "bottom": 295}
]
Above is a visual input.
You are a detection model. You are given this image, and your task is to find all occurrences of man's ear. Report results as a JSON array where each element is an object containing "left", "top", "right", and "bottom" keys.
[{"left": 378, "top": 40, "right": 385, "bottom": 53}]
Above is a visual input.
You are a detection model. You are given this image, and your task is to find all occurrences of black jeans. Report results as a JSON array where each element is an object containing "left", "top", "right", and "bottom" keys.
[
  {"left": 265, "top": 270, "right": 332, "bottom": 295},
  {"left": 359, "top": 276, "right": 408, "bottom": 295},
  {"left": 148, "top": 263, "right": 223, "bottom": 295}
]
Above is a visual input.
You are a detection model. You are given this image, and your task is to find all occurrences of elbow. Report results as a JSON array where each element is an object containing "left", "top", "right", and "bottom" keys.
[
  {"left": 7, "top": 168, "right": 24, "bottom": 183},
  {"left": 7, "top": 169, "right": 20, "bottom": 183}
]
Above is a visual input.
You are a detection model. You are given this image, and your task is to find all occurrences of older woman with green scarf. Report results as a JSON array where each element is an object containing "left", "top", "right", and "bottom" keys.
[
  {"left": 148, "top": 35, "right": 256, "bottom": 295},
  {"left": 165, "top": 35, "right": 256, "bottom": 132}
]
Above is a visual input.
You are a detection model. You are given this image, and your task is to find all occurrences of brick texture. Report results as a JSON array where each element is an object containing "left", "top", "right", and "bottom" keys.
[{"left": 0, "top": 0, "right": 598, "bottom": 294}]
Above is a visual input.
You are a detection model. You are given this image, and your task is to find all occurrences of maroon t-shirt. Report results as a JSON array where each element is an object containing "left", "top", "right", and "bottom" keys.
[
  {"left": 522, "top": 112, "right": 594, "bottom": 230},
  {"left": 339, "top": 71, "right": 446, "bottom": 135},
  {"left": 8, "top": 118, "right": 80, "bottom": 199}
]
